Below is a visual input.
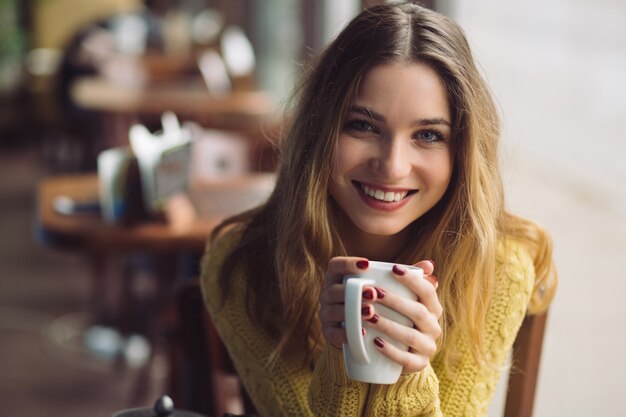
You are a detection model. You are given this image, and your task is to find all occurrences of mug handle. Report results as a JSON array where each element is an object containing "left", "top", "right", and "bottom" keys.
[{"left": 344, "top": 277, "right": 376, "bottom": 364}]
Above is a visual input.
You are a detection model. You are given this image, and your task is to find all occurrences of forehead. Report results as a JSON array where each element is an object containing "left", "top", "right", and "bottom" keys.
[{"left": 353, "top": 62, "right": 450, "bottom": 121}]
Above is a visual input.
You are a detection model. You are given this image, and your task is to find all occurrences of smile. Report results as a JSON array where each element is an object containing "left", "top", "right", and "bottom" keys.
[{"left": 354, "top": 181, "right": 417, "bottom": 203}]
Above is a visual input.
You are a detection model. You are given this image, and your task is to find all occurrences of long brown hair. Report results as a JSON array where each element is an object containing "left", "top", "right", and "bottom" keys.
[{"left": 210, "top": 1, "right": 556, "bottom": 368}]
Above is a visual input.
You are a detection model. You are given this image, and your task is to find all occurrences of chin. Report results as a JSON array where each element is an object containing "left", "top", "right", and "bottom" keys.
[{"left": 352, "top": 218, "right": 411, "bottom": 237}]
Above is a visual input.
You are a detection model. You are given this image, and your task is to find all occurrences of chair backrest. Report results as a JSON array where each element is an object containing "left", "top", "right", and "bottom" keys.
[
  {"left": 173, "top": 278, "right": 257, "bottom": 417},
  {"left": 173, "top": 279, "right": 548, "bottom": 417},
  {"left": 504, "top": 312, "right": 548, "bottom": 417}
]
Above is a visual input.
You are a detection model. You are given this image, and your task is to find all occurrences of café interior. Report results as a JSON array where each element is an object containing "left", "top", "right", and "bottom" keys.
[{"left": 2, "top": 0, "right": 625, "bottom": 416}]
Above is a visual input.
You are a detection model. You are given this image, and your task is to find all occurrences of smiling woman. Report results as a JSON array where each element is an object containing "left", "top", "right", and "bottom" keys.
[{"left": 200, "top": 2, "right": 557, "bottom": 416}]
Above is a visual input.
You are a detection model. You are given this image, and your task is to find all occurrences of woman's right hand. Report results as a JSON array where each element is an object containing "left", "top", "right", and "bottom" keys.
[{"left": 319, "top": 256, "right": 375, "bottom": 349}]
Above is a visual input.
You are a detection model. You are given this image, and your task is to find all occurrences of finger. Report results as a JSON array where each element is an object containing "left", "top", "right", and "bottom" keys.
[
  {"left": 360, "top": 303, "right": 376, "bottom": 321},
  {"left": 372, "top": 336, "right": 430, "bottom": 374},
  {"left": 322, "top": 325, "right": 347, "bottom": 349},
  {"left": 319, "top": 283, "right": 345, "bottom": 305},
  {"left": 414, "top": 280, "right": 442, "bottom": 319},
  {"left": 324, "top": 257, "right": 369, "bottom": 286},
  {"left": 424, "top": 274, "right": 439, "bottom": 289},
  {"left": 413, "top": 260, "right": 438, "bottom": 289},
  {"left": 367, "top": 313, "right": 438, "bottom": 357},
  {"left": 362, "top": 286, "right": 377, "bottom": 303},
  {"left": 320, "top": 283, "right": 377, "bottom": 305},
  {"left": 373, "top": 290, "right": 441, "bottom": 337},
  {"left": 414, "top": 259, "right": 435, "bottom": 275},
  {"left": 319, "top": 301, "right": 377, "bottom": 324},
  {"left": 319, "top": 303, "right": 345, "bottom": 324},
  {"left": 390, "top": 265, "right": 443, "bottom": 319}
]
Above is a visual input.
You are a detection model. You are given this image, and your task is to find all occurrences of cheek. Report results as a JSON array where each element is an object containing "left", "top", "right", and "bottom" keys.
[
  {"left": 439, "top": 159, "right": 454, "bottom": 184},
  {"left": 333, "top": 139, "right": 361, "bottom": 177},
  {"left": 427, "top": 152, "right": 454, "bottom": 190}
]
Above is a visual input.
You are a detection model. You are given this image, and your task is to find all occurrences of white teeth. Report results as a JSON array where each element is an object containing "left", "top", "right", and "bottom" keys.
[{"left": 361, "top": 184, "right": 408, "bottom": 202}]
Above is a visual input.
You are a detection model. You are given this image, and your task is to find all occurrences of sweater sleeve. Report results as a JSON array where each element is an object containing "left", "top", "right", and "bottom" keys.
[
  {"left": 308, "top": 346, "right": 442, "bottom": 417},
  {"left": 307, "top": 345, "right": 369, "bottom": 415},
  {"left": 431, "top": 240, "right": 536, "bottom": 417},
  {"left": 362, "top": 364, "right": 442, "bottom": 416}
]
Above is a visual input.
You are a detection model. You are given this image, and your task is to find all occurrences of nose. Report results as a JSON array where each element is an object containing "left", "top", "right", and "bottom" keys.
[{"left": 369, "top": 135, "right": 412, "bottom": 179}]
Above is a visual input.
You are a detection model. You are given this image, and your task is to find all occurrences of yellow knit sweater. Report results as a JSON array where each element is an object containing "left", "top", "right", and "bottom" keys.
[{"left": 201, "top": 231, "right": 535, "bottom": 417}]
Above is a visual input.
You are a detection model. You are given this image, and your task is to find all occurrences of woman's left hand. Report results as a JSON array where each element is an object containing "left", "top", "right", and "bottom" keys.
[{"left": 367, "top": 260, "right": 443, "bottom": 374}]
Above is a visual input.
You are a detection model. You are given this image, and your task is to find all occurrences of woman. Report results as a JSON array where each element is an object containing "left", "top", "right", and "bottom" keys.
[{"left": 201, "top": 2, "right": 557, "bottom": 416}]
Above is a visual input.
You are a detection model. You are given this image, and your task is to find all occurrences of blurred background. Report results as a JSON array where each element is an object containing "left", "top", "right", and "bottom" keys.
[{"left": 1, "top": 0, "right": 625, "bottom": 416}]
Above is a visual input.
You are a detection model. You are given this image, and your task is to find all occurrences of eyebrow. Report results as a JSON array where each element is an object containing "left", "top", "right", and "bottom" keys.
[{"left": 348, "top": 105, "right": 451, "bottom": 127}]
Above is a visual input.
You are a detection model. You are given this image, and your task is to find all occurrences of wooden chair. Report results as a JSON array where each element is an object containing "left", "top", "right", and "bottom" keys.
[
  {"left": 172, "top": 279, "right": 548, "bottom": 417},
  {"left": 172, "top": 278, "right": 257, "bottom": 417},
  {"left": 504, "top": 312, "right": 548, "bottom": 417}
]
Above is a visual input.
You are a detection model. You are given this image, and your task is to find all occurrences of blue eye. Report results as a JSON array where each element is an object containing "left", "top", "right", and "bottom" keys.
[
  {"left": 415, "top": 129, "right": 445, "bottom": 143},
  {"left": 346, "top": 119, "right": 374, "bottom": 132}
]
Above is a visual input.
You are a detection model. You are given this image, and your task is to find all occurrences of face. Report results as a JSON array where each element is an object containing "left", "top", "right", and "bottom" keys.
[{"left": 329, "top": 62, "right": 453, "bottom": 241}]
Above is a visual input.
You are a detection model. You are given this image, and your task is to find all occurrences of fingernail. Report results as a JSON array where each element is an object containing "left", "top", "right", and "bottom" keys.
[
  {"left": 392, "top": 264, "right": 406, "bottom": 275},
  {"left": 375, "top": 287, "right": 386, "bottom": 299},
  {"left": 374, "top": 337, "right": 385, "bottom": 348},
  {"left": 356, "top": 260, "right": 369, "bottom": 269},
  {"left": 362, "top": 328, "right": 366, "bottom": 336},
  {"left": 361, "top": 306, "right": 371, "bottom": 316},
  {"left": 428, "top": 259, "right": 436, "bottom": 268},
  {"left": 367, "top": 314, "right": 379, "bottom": 324},
  {"left": 363, "top": 288, "right": 374, "bottom": 300}
]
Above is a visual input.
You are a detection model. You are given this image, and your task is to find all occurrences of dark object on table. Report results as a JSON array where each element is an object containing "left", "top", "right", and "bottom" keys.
[
  {"left": 111, "top": 395, "right": 260, "bottom": 417},
  {"left": 112, "top": 395, "right": 205, "bottom": 417}
]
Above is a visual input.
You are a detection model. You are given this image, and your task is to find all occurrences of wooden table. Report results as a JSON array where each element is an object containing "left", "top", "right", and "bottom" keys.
[
  {"left": 35, "top": 172, "right": 275, "bottom": 406},
  {"left": 37, "top": 172, "right": 275, "bottom": 253},
  {"left": 71, "top": 76, "right": 273, "bottom": 122},
  {"left": 35, "top": 171, "right": 275, "bottom": 324}
]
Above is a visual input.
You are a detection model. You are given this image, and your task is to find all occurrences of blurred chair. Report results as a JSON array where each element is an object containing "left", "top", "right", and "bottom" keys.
[
  {"left": 174, "top": 279, "right": 548, "bottom": 417},
  {"left": 173, "top": 278, "right": 257, "bottom": 417},
  {"left": 504, "top": 312, "right": 548, "bottom": 417}
]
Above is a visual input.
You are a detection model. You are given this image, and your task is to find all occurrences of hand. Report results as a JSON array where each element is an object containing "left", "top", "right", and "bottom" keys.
[
  {"left": 368, "top": 260, "right": 442, "bottom": 374},
  {"left": 319, "top": 256, "right": 370, "bottom": 349}
]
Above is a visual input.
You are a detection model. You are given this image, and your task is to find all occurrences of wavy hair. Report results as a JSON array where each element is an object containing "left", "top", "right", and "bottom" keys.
[{"left": 212, "top": 1, "right": 557, "bottom": 369}]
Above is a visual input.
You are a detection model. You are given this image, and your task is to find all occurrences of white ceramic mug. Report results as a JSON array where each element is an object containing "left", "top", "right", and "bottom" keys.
[{"left": 343, "top": 261, "right": 422, "bottom": 384}]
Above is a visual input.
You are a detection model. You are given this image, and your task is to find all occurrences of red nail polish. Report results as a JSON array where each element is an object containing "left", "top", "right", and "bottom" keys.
[
  {"left": 375, "top": 287, "right": 386, "bottom": 299},
  {"left": 428, "top": 259, "right": 436, "bottom": 268},
  {"left": 356, "top": 260, "right": 369, "bottom": 269},
  {"left": 362, "top": 328, "right": 366, "bottom": 336},
  {"left": 367, "top": 314, "right": 379, "bottom": 324},
  {"left": 361, "top": 306, "right": 371, "bottom": 316},
  {"left": 374, "top": 337, "right": 385, "bottom": 348},
  {"left": 363, "top": 288, "right": 374, "bottom": 300},
  {"left": 392, "top": 264, "right": 406, "bottom": 275}
]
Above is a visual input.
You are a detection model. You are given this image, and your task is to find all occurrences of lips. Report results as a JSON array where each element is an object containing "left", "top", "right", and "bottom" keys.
[{"left": 353, "top": 181, "right": 417, "bottom": 203}]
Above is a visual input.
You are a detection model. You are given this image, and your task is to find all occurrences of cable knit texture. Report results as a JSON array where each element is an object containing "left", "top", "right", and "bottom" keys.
[{"left": 201, "top": 230, "right": 535, "bottom": 417}]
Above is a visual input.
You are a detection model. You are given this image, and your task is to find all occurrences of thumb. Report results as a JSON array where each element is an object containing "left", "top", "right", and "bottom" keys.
[
  {"left": 414, "top": 260, "right": 438, "bottom": 289},
  {"left": 414, "top": 259, "right": 435, "bottom": 275}
]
